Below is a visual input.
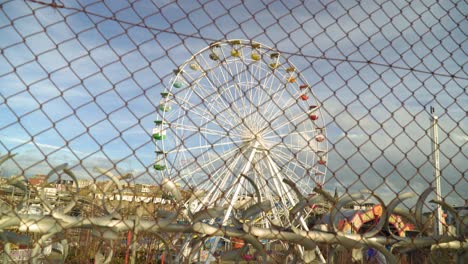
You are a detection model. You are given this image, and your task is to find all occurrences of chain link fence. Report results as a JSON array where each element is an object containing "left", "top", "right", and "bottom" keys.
[{"left": 0, "top": 0, "right": 466, "bottom": 263}]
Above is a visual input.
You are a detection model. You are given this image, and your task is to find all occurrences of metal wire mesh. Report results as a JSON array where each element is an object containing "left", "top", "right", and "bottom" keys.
[{"left": 0, "top": 0, "right": 466, "bottom": 263}]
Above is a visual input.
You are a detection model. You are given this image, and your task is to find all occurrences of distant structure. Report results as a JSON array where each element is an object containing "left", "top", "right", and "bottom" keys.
[
  {"left": 28, "top": 174, "right": 47, "bottom": 186},
  {"left": 56, "top": 179, "right": 74, "bottom": 192},
  {"left": 430, "top": 106, "right": 443, "bottom": 235}
]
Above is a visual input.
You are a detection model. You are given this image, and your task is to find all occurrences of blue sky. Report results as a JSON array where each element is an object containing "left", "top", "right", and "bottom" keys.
[{"left": 0, "top": 0, "right": 466, "bottom": 205}]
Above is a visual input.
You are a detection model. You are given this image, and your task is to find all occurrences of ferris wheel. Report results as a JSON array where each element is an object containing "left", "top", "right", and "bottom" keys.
[{"left": 152, "top": 39, "right": 327, "bottom": 229}]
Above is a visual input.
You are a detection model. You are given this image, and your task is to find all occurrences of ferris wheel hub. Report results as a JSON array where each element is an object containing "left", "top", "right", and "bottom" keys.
[{"left": 239, "top": 129, "right": 270, "bottom": 151}]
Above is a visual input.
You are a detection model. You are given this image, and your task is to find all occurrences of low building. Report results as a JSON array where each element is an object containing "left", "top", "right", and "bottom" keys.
[
  {"left": 42, "top": 187, "right": 57, "bottom": 197},
  {"left": 76, "top": 179, "right": 93, "bottom": 189},
  {"left": 134, "top": 183, "right": 153, "bottom": 193},
  {"left": 28, "top": 174, "right": 47, "bottom": 186},
  {"left": 56, "top": 179, "right": 74, "bottom": 192}
]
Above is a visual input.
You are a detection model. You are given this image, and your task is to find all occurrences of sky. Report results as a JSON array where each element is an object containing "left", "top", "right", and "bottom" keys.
[{"left": 0, "top": 0, "right": 466, "bottom": 206}]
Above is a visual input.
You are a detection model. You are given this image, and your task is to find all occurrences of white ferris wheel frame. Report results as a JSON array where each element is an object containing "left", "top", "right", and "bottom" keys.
[{"left": 153, "top": 39, "right": 328, "bottom": 260}]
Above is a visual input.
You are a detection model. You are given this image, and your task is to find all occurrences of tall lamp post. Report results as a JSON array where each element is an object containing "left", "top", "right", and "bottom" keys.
[{"left": 430, "top": 106, "right": 443, "bottom": 235}]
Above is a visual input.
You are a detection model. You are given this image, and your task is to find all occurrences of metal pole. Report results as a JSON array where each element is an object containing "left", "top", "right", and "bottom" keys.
[
  {"left": 124, "top": 230, "right": 132, "bottom": 264},
  {"left": 430, "top": 107, "right": 443, "bottom": 235}
]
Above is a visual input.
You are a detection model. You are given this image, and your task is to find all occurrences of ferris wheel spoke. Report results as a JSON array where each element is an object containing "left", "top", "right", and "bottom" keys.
[
  {"left": 199, "top": 145, "right": 254, "bottom": 209},
  {"left": 217, "top": 85, "right": 248, "bottom": 122},
  {"left": 269, "top": 145, "right": 302, "bottom": 163},
  {"left": 182, "top": 159, "right": 231, "bottom": 188},
  {"left": 191, "top": 150, "right": 245, "bottom": 205},
  {"left": 257, "top": 160, "right": 284, "bottom": 199},
  {"left": 190, "top": 57, "right": 234, "bottom": 104},
  {"left": 259, "top": 178, "right": 289, "bottom": 228},
  {"left": 252, "top": 66, "right": 274, "bottom": 109},
  {"left": 264, "top": 88, "right": 303, "bottom": 120},
  {"left": 263, "top": 130, "right": 320, "bottom": 141},
  {"left": 269, "top": 152, "right": 305, "bottom": 175},
  {"left": 260, "top": 70, "right": 304, "bottom": 123},
  {"left": 191, "top": 81, "right": 229, "bottom": 111},
  {"left": 196, "top": 54, "right": 243, "bottom": 116},
  {"left": 189, "top": 83, "right": 240, "bottom": 129},
  {"left": 269, "top": 141, "right": 311, "bottom": 154},
  {"left": 187, "top": 83, "right": 247, "bottom": 139},
  {"left": 170, "top": 140, "right": 244, "bottom": 155},
  {"left": 216, "top": 63, "right": 237, "bottom": 102},
  {"left": 270, "top": 148, "right": 320, "bottom": 175},
  {"left": 175, "top": 98, "right": 219, "bottom": 124},
  {"left": 238, "top": 58, "right": 252, "bottom": 85},
  {"left": 270, "top": 146, "right": 325, "bottom": 188},
  {"left": 261, "top": 70, "right": 282, "bottom": 102},
  {"left": 262, "top": 111, "right": 310, "bottom": 138},
  {"left": 244, "top": 63, "right": 271, "bottom": 120},
  {"left": 257, "top": 65, "right": 287, "bottom": 107},
  {"left": 262, "top": 152, "right": 305, "bottom": 214},
  {"left": 261, "top": 92, "right": 292, "bottom": 123},
  {"left": 212, "top": 72, "right": 252, "bottom": 124},
  {"left": 206, "top": 68, "right": 235, "bottom": 102},
  {"left": 184, "top": 146, "right": 242, "bottom": 176},
  {"left": 246, "top": 64, "right": 261, "bottom": 97},
  {"left": 170, "top": 123, "right": 242, "bottom": 138},
  {"left": 239, "top": 66, "right": 276, "bottom": 129},
  {"left": 187, "top": 69, "right": 245, "bottom": 129},
  {"left": 263, "top": 162, "right": 292, "bottom": 210},
  {"left": 223, "top": 63, "right": 258, "bottom": 122},
  {"left": 249, "top": 67, "right": 273, "bottom": 121},
  {"left": 256, "top": 101, "right": 280, "bottom": 129},
  {"left": 271, "top": 165, "right": 305, "bottom": 193},
  {"left": 204, "top": 153, "right": 247, "bottom": 206},
  {"left": 211, "top": 51, "right": 236, "bottom": 91},
  {"left": 258, "top": 90, "right": 289, "bottom": 127},
  {"left": 271, "top": 145, "right": 318, "bottom": 164},
  {"left": 228, "top": 61, "right": 251, "bottom": 119},
  {"left": 220, "top": 151, "right": 261, "bottom": 201},
  {"left": 272, "top": 156, "right": 307, "bottom": 183},
  {"left": 241, "top": 64, "right": 256, "bottom": 116}
]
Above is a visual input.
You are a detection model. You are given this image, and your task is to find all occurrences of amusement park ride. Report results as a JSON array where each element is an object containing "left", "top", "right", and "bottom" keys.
[{"left": 153, "top": 39, "right": 329, "bottom": 262}]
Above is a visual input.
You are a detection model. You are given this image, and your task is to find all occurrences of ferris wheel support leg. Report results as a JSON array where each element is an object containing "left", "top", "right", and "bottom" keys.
[
  {"left": 204, "top": 142, "right": 259, "bottom": 264},
  {"left": 264, "top": 154, "right": 326, "bottom": 263},
  {"left": 180, "top": 154, "right": 245, "bottom": 262},
  {"left": 264, "top": 156, "right": 289, "bottom": 209},
  {"left": 192, "top": 151, "right": 245, "bottom": 214},
  {"left": 208, "top": 153, "right": 246, "bottom": 208}
]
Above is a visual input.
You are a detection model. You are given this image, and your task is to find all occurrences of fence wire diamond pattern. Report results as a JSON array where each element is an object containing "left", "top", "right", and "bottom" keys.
[{"left": 0, "top": 0, "right": 466, "bottom": 263}]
